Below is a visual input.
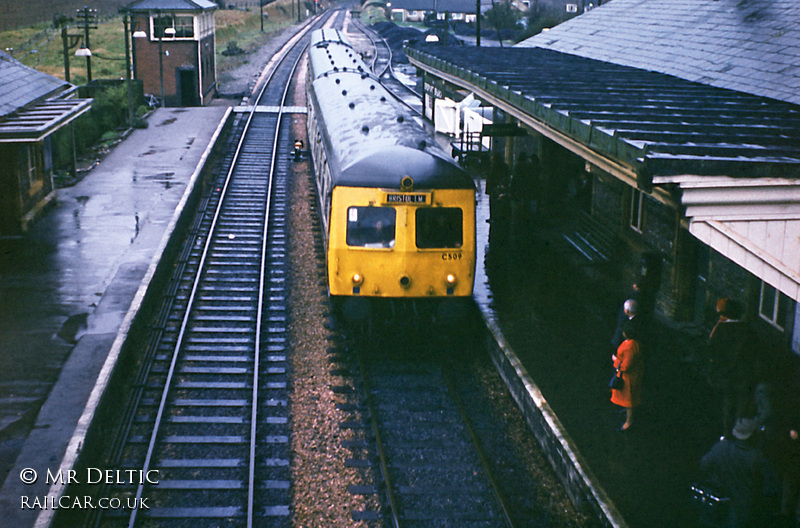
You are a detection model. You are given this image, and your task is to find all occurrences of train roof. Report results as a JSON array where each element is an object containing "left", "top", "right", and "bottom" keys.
[
  {"left": 308, "top": 68, "right": 473, "bottom": 191},
  {"left": 307, "top": 39, "right": 369, "bottom": 81},
  {"left": 309, "top": 28, "right": 352, "bottom": 49},
  {"left": 336, "top": 146, "right": 474, "bottom": 190}
]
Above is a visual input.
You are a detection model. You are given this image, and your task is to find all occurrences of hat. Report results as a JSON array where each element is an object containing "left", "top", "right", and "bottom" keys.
[{"left": 732, "top": 418, "right": 758, "bottom": 440}]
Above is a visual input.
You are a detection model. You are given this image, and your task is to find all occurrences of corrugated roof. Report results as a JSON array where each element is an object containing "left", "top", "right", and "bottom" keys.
[
  {"left": 517, "top": 0, "right": 800, "bottom": 107},
  {"left": 0, "top": 98, "right": 93, "bottom": 142},
  {"left": 407, "top": 44, "right": 800, "bottom": 180},
  {"left": 0, "top": 51, "right": 69, "bottom": 117},
  {"left": 126, "top": 0, "right": 217, "bottom": 12}
]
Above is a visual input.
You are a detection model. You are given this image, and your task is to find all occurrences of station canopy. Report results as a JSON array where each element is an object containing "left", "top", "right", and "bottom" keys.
[{"left": 407, "top": 44, "right": 800, "bottom": 183}]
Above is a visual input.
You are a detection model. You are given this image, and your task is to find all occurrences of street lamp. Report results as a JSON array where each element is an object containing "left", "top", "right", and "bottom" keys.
[{"left": 123, "top": 11, "right": 136, "bottom": 128}]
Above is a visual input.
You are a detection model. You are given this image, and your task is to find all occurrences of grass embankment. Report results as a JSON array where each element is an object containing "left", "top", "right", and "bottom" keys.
[{"left": 0, "top": 1, "right": 305, "bottom": 86}]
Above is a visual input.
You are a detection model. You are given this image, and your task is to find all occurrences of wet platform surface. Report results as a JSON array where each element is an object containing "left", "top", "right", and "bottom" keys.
[
  {"left": 471, "top": 180, "right": 723, "bottom": 527},
  {"left": 0, "top": 106, "right": 229, "bottom": 527}
]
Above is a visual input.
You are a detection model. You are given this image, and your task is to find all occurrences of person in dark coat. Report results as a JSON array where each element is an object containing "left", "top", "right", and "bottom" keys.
[
  {"left": 700, "top": 418, "right": 780, "bottom": 528},
  {"left": 487, "top": 153, "right": 511, "bottom": 245},
  {"left": 707, "top": 299, "right": 758, "bottom": 437},
  {"left": 509, "top": 153, "right": 539, "bottom": 229},
  {"left": 611, "top": 297, "right": 644, "bottom": 351}
]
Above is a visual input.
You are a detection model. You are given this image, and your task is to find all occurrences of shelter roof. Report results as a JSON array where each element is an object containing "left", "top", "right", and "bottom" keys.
[
  {"left": 517, "top": 0, "right": 800, "bottom": 107},
  {"left": 125, "top": 0, "right": 217, "bottom": 12},
  {"left": 0, "top": 51, "right": 69, "bottom": 117},
  {"left": 407, "top": 44, "right": 800, "bottom": 180},
  {"left": 0, "top": 51, "right": 91, "bottom": 143}
]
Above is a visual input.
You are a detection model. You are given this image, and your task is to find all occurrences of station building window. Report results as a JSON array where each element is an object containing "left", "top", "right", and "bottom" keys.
[
  {"left": 415, "top": 207, "right": 462, "bottom": 249},
  {"left": 25, "top": 144, "right": 43, "bottom": 194},
  {"left": 346, "top": 206, "right": 396, "bottom": 248},
  {"left": 759, "top": 280, "right": 792, "bottom": 331}
]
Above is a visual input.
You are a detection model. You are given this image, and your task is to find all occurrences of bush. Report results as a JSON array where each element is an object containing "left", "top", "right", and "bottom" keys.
[{"left": 51, "top": 83, "right": 133, "bottom": 171}]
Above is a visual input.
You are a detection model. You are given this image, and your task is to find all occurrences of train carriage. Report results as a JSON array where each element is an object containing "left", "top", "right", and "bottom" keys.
[{"left": 306, "top": 29, "right": 476, "bottom": 326}]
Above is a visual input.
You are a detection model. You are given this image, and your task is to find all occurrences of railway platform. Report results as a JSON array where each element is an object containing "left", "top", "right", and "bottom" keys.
[
  {"left": 471, "top": 179, "right": 764, "bottom": 527},
  {"left": 0, "top": 106, "right": 230, "bottom": 527}
]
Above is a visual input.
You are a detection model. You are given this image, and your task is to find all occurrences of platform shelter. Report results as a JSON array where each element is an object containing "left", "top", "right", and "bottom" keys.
[{"left": 0, "top": 51, "right": 92, "bottom": 236}]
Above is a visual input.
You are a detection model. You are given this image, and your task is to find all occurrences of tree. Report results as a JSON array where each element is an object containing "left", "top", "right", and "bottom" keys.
[{"left": 485, "top": 1, "right": 520, "bottom": 31}]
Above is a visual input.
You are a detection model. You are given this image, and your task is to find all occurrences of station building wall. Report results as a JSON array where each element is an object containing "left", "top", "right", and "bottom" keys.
[{"left": 0, "top": 139, "right": 55, "bottom": 235}]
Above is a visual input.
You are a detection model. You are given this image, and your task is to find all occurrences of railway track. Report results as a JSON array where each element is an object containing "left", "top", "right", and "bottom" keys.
[
  {"left": 328, "top": 331, "right": 571, "bottom": 528},
  {"left": 352, "top": 20, "right": 423, "bottom": 114},
  {"left": 68, "top": 14, "right": 336, "bottom": 528}
]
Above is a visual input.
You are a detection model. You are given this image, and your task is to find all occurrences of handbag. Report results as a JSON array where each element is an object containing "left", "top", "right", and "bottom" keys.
[
  {"left": 608, "top": 369, "right": 624, "bottom": 390},
  {"left": 690, "top": 482, "right": 730, "bottom": 527}
]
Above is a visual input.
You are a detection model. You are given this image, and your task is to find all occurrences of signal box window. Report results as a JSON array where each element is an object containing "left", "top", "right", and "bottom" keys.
[
  {"left": 346, "top": 207, "right": 396, "bottom": 248},
  {"left": 175, "top": 16, "right": 194, "bottom": 38},
  {"left": 416, "top": 208, "right": 462, "bottom": 249}
]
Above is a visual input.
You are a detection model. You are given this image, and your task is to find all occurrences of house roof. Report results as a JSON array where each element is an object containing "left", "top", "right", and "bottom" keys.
[
  {"left": 125, "top": 0, "right": 218, "bottom": 12},
  {"left": 0, "top": 51, "right": 69, "bottom": 117},
  {"left": 517, "top": 0, "right": 800, "bottom": 107}
]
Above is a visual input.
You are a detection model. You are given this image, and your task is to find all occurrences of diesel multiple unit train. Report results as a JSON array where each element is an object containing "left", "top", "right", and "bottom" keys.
[{"left": 305, "top": 29, "right": 476, "bottom": 327}]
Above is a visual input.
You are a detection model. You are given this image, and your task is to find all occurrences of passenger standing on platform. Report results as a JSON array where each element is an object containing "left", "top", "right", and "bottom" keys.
[
  {"left": 487, "top": 153, "right": 511, "bottom": 244},
  {"left": 707, "top": 299, "right": 758, "bottom": 437},
  {"left": 779, "top": 407, "right": 800, "bottom": 527},
  {"left": 611, "top": 324, "right": 644, "bottom": 432},
  {"left": 700, "top": 418, "right": 780, "bottom": 528},
  {"left": 509, "top": 153, "right": 538, "bottom": 229},
  {"left": 710, "top": 297, "right": 732, "bottom": 339},
  {"left": 761, "top": 373, "right": 800, "bottom": 527},
  {"left": 611, "top": 297, "right": 642, "bottom": 351}
]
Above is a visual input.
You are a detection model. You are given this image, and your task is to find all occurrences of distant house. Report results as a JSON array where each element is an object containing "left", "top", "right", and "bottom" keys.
[
  {"left": 127, "top": 0, "right": 218, "bottom": 106},
  {"left": 389, "top": 0, "right": 494, "bottom": 23},
  {"left": 0, "top": 51, "right": 91, "bottom": 236}
]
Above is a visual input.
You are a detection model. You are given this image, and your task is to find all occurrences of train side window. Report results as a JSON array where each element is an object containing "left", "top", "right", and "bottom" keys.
[
  {"left": 346, "top": 206, "right": 396, "bottom": 248},
  {"left": 415, "top": 208, "right": 462, "bottom": 249}
]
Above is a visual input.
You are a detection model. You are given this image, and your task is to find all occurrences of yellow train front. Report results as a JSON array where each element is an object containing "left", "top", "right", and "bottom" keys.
[{"left": 306, "top": 29, "right": 476, "bottom": 327}]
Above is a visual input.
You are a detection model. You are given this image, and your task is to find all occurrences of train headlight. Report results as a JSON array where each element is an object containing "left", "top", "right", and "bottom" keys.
[
  {"left": 399, "top": 275, "right": 411, "bottom": 289},
  {"left": 445, "top": 274, "right": 458, "bottom": 287},
  {"left": 351, "top": 273, "right": 363, "bottom": 286}
]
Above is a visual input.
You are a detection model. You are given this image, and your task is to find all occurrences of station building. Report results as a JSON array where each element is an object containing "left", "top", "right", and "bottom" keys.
[
  {"left": 127, "top": 0, "right": 218, "bottom": 107},
  {"left": 408, "top": 0, "right": 800, "bottom": 353},
  {"left": 0, "top": 51, "right": 92, "bottom": 236}
]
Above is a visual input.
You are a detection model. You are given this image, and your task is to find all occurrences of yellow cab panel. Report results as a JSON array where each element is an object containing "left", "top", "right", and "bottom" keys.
[{"left": 327, "top": 186, "right": 476, "bottom": 298}]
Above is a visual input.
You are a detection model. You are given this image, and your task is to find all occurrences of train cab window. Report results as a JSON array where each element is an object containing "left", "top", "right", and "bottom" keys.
[
  {"left": 346, "top": 206, "right": 396, "bottom": 248},
  {"left": 415, "top": 208, "right": 462, "bottom": 249}
]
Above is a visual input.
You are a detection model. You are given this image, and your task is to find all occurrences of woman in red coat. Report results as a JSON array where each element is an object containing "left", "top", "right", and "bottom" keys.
[{"left": 611, "top": 326, "right": 644, "bottom": 431}]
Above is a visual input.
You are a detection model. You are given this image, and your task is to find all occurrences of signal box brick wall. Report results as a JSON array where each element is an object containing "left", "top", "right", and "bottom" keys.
[{"left": 131, "top": 13, "right": 216, "bottom": 106}]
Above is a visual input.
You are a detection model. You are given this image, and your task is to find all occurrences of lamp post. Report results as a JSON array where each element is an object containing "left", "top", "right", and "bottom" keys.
[
  {"left": 59, "top": 23, "right": 81, "bottom": 83},
  {"left": 76, "top": 6, "right": 97, "bottom": 82},
  {"left": 157, "top": 17, "right": 175, "bottom": 108},
  {"left": 123, "top": 10, "right": 135, "bottom": 127}
]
